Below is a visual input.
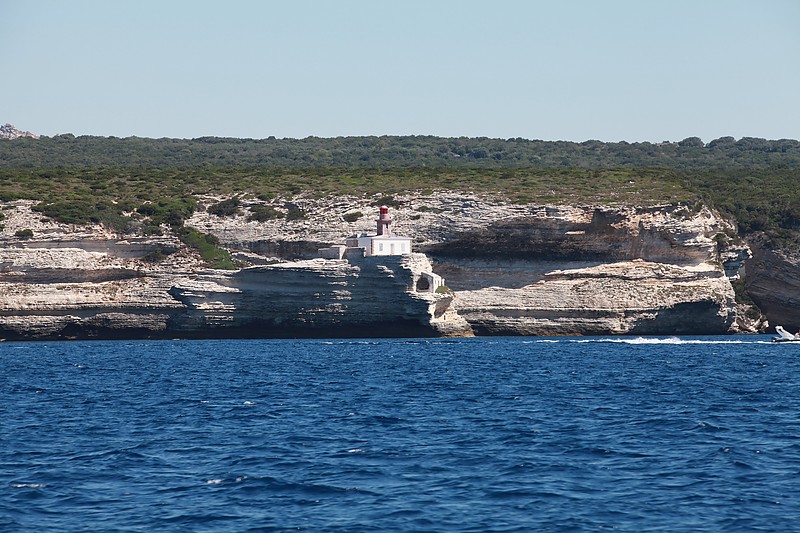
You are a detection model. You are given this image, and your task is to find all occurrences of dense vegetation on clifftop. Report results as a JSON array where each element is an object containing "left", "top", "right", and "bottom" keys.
[
  {"left": 2, "top": 134, "right": 800, "bottom": 169},
  {"left": 1, "top": 135, "right": 799, "bottom": 246}
]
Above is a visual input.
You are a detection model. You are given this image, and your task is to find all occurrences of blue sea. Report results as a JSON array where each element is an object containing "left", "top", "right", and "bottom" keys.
[{"left": 2, "top": 336, "right": 799, "bottom": 532}]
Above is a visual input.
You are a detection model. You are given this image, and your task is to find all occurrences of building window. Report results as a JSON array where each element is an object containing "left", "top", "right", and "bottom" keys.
[{"left": 378, "top": 242, "right": 383, "bottom": 252}]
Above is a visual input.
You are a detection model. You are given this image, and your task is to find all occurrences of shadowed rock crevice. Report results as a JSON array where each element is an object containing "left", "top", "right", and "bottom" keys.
[{"left": 745, "top": 240, "right": 800, "bottom": 331}]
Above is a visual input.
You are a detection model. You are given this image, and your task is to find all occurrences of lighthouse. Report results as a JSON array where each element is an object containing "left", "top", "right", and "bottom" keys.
[
  {"left": 350, "top": 206, "right": 412, "bottom": 257},
  {"left": 376, "top": 205, "right": 392, "bottom": 236},
  {"left": 319, "top": 205, "right": 413, "bottom": 259}
]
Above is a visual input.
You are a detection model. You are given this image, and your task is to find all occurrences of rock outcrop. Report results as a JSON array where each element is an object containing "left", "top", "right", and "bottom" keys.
[
  {"left": 456, "top": 261, "right": 737, "bottom": 336},
  {"left": 169, "top": 254, "right": 470, "bottom": 338},
  {"left": 0, "top": 123, "right": 39, "bottom": 140}
]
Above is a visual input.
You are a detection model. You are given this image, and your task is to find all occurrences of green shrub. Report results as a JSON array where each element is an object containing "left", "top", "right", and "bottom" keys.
[
  {"left": 248, "top": 205, "right": 283, "bottom": 222},
  {"left": 141, "top": 224, "right": 163, "bottom": 236},
  {"left": 142, "top": 247, "right": 170, "bottom": 263},
  {"left": 516, "top": 194, "right": 531, "bottom": 204},
  {"left": 343, "top": 211, "right": 363, "bottom": 222},
  {"left": 137, "top": 198, "right": 196, "bottom": 227},
  {"left": 0, "top": 192, "right": 27, "bottom": 202},
  {"left": 731, "top": 278, "right": 761, "bottom": 322},
  {"left": 176, "top": 227, "right": 236, "bottom": 269},
  {"left": 15, "top": 228, "right": 33, "bottom": 239},
  {"left": 99, "top": 211, "right": 133, "bottom": 233},
  {"left": 32, "top": 200, "right": 97, "bottom": 225},
  {"left": 415, "top": 205, "right": 444, "bottom": 213},
  {"left": 30, "top": 199, "right": 131, "bottom": 231},
  {"left": 372, "top": 195, "right": 403, "bottom": 208},
  {"left": 285, "top": 204, "right": 306, "bottom": 221},
  {"left": 208, "top": 197, "right": 241, "bottom": 217}
]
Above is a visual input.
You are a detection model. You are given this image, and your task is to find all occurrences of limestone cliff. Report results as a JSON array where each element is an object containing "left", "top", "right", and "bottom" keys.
[
  {"left": 0, "top": 246, "right": 466, "bottom": 340},
  {"left": 0, "top": 193, "right": 760, "bottom": 339},
  {"left": 187, "top": 193, "right": 757, "bottom": 335},
  {"left": 168, "top": 254, "right": 469, "bottom": 338},
  {"left": 456, "top": 261, "right": 737, "bottom": 336},
  {"left": 0, "top": 202, "right": 468, "bottom": 340}
]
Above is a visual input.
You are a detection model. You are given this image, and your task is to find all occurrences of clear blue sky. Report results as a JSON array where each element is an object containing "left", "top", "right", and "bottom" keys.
[{"left": 2, "top": 0, "right": 798, "bottom": 142}]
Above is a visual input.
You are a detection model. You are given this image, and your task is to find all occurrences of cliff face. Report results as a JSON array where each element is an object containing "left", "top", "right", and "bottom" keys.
[
  {"left": 187, "top": 193, "right": 755, "bottom": 335},
  {"left": 0, "top": 247, "right": 467, "bottom": 340},
  {"left": 0, "top": 203, "right": 468, "bottom": 340},
  {"left": 0, "top": 194, "right": 759, "bottom": 339},
  {"left": 0, "top": 237, "right": 189, "bottom": 339},
  {"left": 169, "top": 254, "right": 469, "bottom": 338},
  {"left": 744, "top": 241, "right": 800, "bottom": 331},
  {"left": 455, "top": 261, "right": 737, "bottom": 336},
  {"left": 414, "top": 203, "right": 751, "bottom": 335}
]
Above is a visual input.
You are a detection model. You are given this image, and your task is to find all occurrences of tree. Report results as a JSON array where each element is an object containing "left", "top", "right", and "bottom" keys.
[
  {"left": 678, "top": 137, "right": 704, "bottom": 148},
  {"left": 708, "top": 136, "right": 736, "bottom": 149}
]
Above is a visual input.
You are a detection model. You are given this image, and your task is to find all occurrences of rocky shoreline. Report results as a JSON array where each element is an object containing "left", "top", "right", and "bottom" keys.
[{"left": 0, "top": 193, "right": 773, "bottom": 340}]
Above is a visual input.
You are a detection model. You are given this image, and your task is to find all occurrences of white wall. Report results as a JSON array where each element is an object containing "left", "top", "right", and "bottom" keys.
[{"left": 357, "top": 236, "right": 412, "bottom": 257}]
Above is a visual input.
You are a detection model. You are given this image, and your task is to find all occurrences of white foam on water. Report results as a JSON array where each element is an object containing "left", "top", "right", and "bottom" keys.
[
  {"left": 565, "top": 337, "right": 762, "bottom": 345},
  {"left": 606, "top": 337, "right": 686, "bottom": 345},
  {"left": 10, "top": 483, "right": 46, "bottom": 488},
  {"left": 206, "top": 479, "right": 223, "bottom": 485},
  {"left": 243, "top": 401, "right": 254, "bottom": 405}
]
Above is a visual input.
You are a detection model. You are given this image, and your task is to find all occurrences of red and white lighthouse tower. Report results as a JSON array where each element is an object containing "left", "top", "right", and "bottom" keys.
[{"left": 376, "top": 205, "right": 393, "bottom": 236}]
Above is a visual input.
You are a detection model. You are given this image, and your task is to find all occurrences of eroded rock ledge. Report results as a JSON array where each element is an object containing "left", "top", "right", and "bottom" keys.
[
  {"left": 0, "top": 241, "right": 469, "bottom": 340},
  {"left": 456, "top": 261, "right": 739, "bottom": 336},
  {"left": 167, "top": 254, "right": 470, "bottom": 338}
]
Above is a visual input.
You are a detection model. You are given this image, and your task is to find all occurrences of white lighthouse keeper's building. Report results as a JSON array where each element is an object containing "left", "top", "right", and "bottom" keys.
[{"left": 349, "top": 205, "right": 412, "bottom": 257}]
